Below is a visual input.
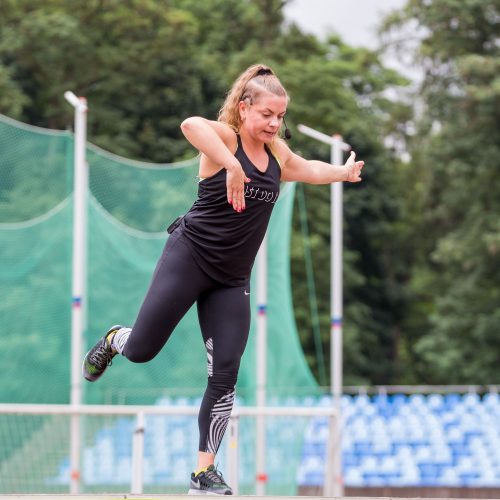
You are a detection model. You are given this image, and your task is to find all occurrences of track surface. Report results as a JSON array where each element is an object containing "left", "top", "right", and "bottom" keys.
[{"left": 1, "top": 495, "right": 495, "bottom": 500}]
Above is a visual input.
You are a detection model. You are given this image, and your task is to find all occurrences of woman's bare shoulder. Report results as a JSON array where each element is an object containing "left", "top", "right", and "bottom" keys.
[
  {"left": 270, "top": 138, "right": 292, "bottom": 165},
  {"left": 208, "top": 120, "right": 238, "bottom": 153}
]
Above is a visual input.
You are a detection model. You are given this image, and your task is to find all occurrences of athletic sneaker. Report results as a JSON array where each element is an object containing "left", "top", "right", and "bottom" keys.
[
  {"left": 188, "top": 465, "right": 232, "bottom": 495},
  {"left": 82, "top": 325, "right": 123, "bottom": 382}
]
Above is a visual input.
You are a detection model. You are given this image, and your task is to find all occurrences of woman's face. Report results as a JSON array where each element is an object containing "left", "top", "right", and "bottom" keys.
[{"left": 239, "top": 92, "right": 288, "bottom": 143}]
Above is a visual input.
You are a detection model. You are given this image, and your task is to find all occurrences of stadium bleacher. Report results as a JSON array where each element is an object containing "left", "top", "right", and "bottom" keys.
[
  {"left": 52, "top": 392, "right": 500, "bottom": 489},
  {"left": 300, "top": 391, "right": 500, "bottom": 488}
]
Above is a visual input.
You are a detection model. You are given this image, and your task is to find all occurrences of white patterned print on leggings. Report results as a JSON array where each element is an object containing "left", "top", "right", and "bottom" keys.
[
  {"left": 206, "top": 389, "right": 235, "bottom": 454},
  {"left": 205, "top": 337, "right": 213, "bottom": 377}
]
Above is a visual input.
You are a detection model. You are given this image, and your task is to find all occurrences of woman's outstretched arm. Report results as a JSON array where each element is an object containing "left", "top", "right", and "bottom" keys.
[{"left": 276, "top": 140, "right": 364, "bottom": 184}]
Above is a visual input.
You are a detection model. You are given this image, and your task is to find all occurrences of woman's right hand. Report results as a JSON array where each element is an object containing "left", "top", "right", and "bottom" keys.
[{"left": 226, "top": 161, "right": 251, "bottom": 212}]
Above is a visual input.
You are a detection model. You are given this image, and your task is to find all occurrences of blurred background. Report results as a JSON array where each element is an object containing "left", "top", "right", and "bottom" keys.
[{"left": 0, "top": 0, "right": 499, "bottom": 497}]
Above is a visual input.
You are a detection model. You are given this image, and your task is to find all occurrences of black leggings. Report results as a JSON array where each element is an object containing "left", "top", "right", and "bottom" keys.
[{"left": 122, "top": 228, "right": 251, "bottom": 454}]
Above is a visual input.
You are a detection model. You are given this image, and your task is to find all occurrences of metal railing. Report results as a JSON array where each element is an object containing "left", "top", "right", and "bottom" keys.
[
  {"left": 342, "top": 384, "right": 500, "bottom": 395},
  {"left": 0, "top": 403, "right": 338, "bottom": 496}
]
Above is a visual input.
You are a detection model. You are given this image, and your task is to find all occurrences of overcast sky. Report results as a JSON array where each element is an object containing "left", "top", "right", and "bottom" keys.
[
  {"left": 284, "top": 0, "right": 407, "bottom": 49},
  {"left": 284, "top": 0, "right": 420, "bottom": 82}
]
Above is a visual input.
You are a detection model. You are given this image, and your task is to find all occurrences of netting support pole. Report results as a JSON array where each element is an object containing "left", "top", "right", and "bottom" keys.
[
  {"left": 227, "top": 416, "right": 239, "bottom": 495},
  {"left": 330, "top": 134, "right": 349, "bottom": 497},
  {"left": 65, "top": 91, "right": 88, "bottom": 495},
  {"left": 255, "top": 235, "right": 268, "bottom": 495},
  {"left": 297, "top": 124, "right": 350, "bottom": 497},
  {"left": 325, "top": 409, "right": 339, "bottom": 496}
]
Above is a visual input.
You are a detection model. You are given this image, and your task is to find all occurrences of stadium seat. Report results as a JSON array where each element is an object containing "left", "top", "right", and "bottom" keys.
[{"left": 444, "top": 393, "right": 461, "bottom": 409}]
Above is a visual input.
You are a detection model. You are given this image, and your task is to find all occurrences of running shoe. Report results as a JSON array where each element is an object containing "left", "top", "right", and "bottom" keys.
[
  {"left": 188, "top": 464, "right": 232, "bottom": 495},
  {"left": 82, "top": 325, "right": 122, "bottom": 382}
]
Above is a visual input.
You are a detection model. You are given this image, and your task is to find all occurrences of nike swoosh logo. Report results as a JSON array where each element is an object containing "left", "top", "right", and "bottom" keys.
[{"left": 244, "top": 290, "right": 250, "bottom": 295}]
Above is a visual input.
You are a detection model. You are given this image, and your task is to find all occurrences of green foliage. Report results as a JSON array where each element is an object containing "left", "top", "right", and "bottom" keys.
[
  {"left": 0, "top": 64, "right": 29, "bottom": 117},
  {"left": 0, "top": 0, "right": 218, "bottom": 160},
  {"left": 381, "top": 0, "right": 500, "bottom": 383}
]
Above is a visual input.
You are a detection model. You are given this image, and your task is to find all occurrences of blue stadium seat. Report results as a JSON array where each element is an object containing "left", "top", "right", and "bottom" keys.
[
  {"left": 483, "top": 392, "right": 500, "bottom": 407},
  {"left": 353, "top": 442, "right": 373, "bottom": 455},
  {"left": 463, "top": 392, "right": 481, "bottom": 408},
  {"left": 362, "top": 473, "right": 385, "bottom": 486},
  {"left": 379, "top": 456, "right": 398, "bottom": 474},
  {"left": 418, "top": 463, "right": 441, "bottom": 485},
  {"left": 344, "top": 467, "right": 363, "bottom": 486},
  {"left": 438, "top": 466, "right": 461, "bottom": 486},
  {"left": 444, "top": 393, "right": 461, "bottom": 409},
  {"left": 343, "top": 452, "right": 360, "bottom": 468},
  {"left": 408, "top": 393, "right": 426, "bottom": 408},
  {"left": 390, "top": 393, "right": 407, "bottom": 407}
]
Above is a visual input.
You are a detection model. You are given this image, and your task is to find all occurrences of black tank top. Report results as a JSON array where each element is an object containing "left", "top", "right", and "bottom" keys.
[{"left": 180, "top": 135, "right": 281, "bottom": 285}]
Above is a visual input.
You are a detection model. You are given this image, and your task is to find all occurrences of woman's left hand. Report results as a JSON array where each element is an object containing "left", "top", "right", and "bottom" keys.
[{"left": 344, "top": 151, "right": 364, "bottom": 182}]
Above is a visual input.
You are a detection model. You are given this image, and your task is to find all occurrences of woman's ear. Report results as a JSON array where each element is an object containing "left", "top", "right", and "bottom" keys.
[{"left": 238, "top": 100, "right": 248, "bottom": 121}]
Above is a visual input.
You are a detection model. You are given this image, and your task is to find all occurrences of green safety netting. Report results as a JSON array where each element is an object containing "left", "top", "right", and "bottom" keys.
[
  {"left": 0, "top": 113, "right": 320, "bottom": 494},
  {"left": 0, "top": 112, "right": 317, "bottom": 403}
]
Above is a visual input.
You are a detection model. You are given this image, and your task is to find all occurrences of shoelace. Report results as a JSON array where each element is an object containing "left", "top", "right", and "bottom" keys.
[
  {"left": 89, "top": 342, "right": 113, "bottom": 368},
  {"left": 205, "top": 466, "right": 225, "bottom": 484}
]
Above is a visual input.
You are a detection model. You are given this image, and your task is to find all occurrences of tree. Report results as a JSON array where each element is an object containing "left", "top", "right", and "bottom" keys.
[
  {"left": 0, "top": 0, "right": 220, "bottom": 161},
  {"left": 381, "top": 0, "right": 500, "bottom": 383}
]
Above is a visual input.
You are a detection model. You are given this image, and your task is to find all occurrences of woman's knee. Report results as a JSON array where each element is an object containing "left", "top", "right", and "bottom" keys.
[
  {"left": 208, "top": 370, "right": 239, "bottom": 392},
  {"left": 123, "top": 343, "right": 160, "bottom": 363}
]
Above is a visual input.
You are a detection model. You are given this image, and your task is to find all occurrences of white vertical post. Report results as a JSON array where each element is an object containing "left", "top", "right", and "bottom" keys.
[
  {"left": 297, "top": 124, "right": 349, "bottom": 497},
  {"left": 227, "top": 416, "right": 240, "bottom": 495},
  {"left": 64, "top": 91, "right": 88, "bottom": 494},
  {"left": 330, "top": 135, "right": 348, "bottom": 497},
  {"left": 324, "top": 410, "right": 339, "bottom": 496},
  {"left": 131, "top": 411, "right": 145, "bottom": 494},
  {"left": 255, "top": 235, "right": 268, "bottom": 495}
]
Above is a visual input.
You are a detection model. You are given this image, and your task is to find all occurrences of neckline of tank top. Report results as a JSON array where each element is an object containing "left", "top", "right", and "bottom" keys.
[{"left": 237, "top": 134, "right": 277, "bottom": 176}]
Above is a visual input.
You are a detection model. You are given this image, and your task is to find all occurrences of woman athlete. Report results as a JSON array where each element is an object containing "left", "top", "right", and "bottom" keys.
[{"left": 83, "top": 63, "right": 364, "bottom": 495}]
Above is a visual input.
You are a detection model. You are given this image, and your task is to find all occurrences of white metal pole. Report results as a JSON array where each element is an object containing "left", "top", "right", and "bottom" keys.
[
  {"left": 64, "top": 90, "right": 88, "bottom": 494},
  {"left": 331, "top": 135, "right": 348, "bottom": 497},
  {"left": 324, "top": 409, "right": 338, "bottom": 496},
  {"left": 297, "top": 124, "right": 349, "bottom": 497},
  {"left": 227, "top": 416, "right": 240, "bottom": 495},
  {"left": 255, "top": 235, "right": 268, "bottom": 495},
  {"left": 331, "top": 136, "right": 344, "bottom": 404},
  {"left": 0, "top": 402, "right": 337, "bottom": 417},
  {"left": 131, "top": 411, "right": 145, "bottom": 494}
]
